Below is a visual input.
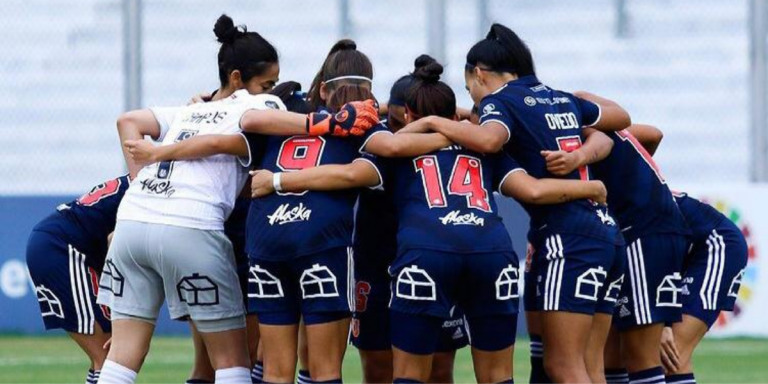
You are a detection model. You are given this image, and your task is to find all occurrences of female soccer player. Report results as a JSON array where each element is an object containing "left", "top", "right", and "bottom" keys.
[
  {"left": 398, "top": 24, "right": 632, "bottom": 383},
  {"left": 611, "top": 125, "right": 748, "bottom": 384},
  {"left": 352, "top": 55, "right": 469, "bottom": 384},
  {"left": 249, "top": 60, "right": 611, "bottom": 384},
  {"left": 26, "top": 175, "right": 130, "bottom": 384}
]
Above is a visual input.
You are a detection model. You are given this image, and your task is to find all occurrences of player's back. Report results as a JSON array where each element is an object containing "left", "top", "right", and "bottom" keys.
[
  {"left": 673, "top": 192, "right": 727, "bottom": 243},
  {"left": 33, "top": 175, "right": 130, "bottom": 270},
  {"left": 479, "top": 76, "right": 619, "bottom": 244},
  {"left": 245, "top": 121, "right": 389, "bottom": 260},
  {"left": 119, "top": 90, "right": 283, "bottom": 230},
  {"left": 387, "top": 144, "right": 513, "bottom": 254},
  {"left": 354, "top": 186, "right": 398, "bottom": 267},
  {"left": 592, "top": 131, "right": 688, "bottom": 240}
]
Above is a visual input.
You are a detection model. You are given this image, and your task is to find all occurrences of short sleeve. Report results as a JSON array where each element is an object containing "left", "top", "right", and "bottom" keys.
[
  {"left": 478, "top": 96, "right": 514, "bottom": 143},
  {"left": 353, "top": 153, "right": 387, "bottom": 190},
  {"left": 239, "top": 132, "right": 268, "bottom": 168},
  {"left": 359, "top": 123, "right": 393, "bottom": 154},
  {"left": 149, "top": 107, "right": 182, "bottom": 141},
  {"left": 575, "top": 97, "right": 602, "bottom": 127},
  {"left": 492, "top": 153, "right": 527, "bottom": 195},
  {"left": 248, "top": 94, "right": 287, "bottom": 112}
]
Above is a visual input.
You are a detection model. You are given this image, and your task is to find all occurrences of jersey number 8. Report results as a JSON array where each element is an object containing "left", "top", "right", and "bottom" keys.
[{"left": 414, "top": 154, "right": 491, "bottom": 212}]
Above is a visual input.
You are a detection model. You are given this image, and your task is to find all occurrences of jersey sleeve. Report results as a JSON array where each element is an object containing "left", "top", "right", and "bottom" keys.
[
  {"left": 574, "top": 97, "right": 602, "bottom": 127},
  {"left": 492, "top": 153, "right": 527, "bottom": 195},
  {"left": 352, "top": 153, "right": 387, "bottom": 191},
  {"left": 149, "top": 107, "right": 182, "bottom": 141},
  {"left": 478, "top": 96, "right": 514, "bottom": 143},
  {"left": 358, "top": 123, "right": 393, "bottom": 154},
  {"left": 239, "top": 132, "right": 268, "bottom": 168}
]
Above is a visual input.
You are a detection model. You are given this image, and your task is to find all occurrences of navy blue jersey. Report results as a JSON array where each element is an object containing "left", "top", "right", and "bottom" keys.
[
  {"left": 245, "top": 125, "right": 389, "bottom": 260},
  {"left": 673, "top": 192, "right": 725, "bottom": 243},
  {"left": 225, "top": 197, "right": 251, "bottom": 258},
  {"left": 33, "top": 175, "right": 131, "bottom": 271},
  {"left": 478, "top": 76, "right": 619, "bottom": 244},
  {"left": 353, "top": 186, "right": 398, "bottom": 267},
  {"left": 383, "top": 145, "right": 518, "bottom": 254},
  {"left": 591, "top": 131, "right": 689, "bottom": 240}
]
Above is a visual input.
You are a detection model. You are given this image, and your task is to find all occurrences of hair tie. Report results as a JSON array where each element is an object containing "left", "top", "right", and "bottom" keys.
[{"left": 324, "top": 75, "right": 372, "bottom": 84}]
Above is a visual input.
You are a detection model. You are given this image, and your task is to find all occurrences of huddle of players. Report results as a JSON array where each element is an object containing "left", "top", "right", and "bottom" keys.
[{"left": 24, "top": 13, "right": 748, "bottom": 384}]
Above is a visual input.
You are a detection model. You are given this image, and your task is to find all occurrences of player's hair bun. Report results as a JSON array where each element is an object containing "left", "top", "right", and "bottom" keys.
[
  {"left": 413, "top": 54, "right": 437, "bottom": 72},
  {"left": 413, "top": 61, "right": 443, "bottom": 84},
  {"left": 214, "top": 14, "right": 243, "bottom": 44},
  {"left": 329, "top": 39, "right": 357, "bottom": 54}
]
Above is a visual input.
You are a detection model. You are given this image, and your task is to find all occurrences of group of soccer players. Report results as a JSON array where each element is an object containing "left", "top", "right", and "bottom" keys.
[{"left": 24, "top": 14, "right": 749, "bottom": 384}]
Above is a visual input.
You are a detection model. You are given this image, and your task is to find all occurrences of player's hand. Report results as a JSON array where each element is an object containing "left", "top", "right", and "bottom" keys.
[
  {"left": 249, "top": 170, "right": 275, "bottom": 198},
  {"left": 124, "top": 140, "right": 158, "bottom": 165},
  {"left": 590, "top": 180, "right": 608, "bottom": 205},
  {"left": 525, "top": 243, "right": 535, "bottom": 273},
  {"left": 398, "top": 116, "right": 435, "bottom": 134},
  {"left": 541, "top": 150, "right": 584, "bottom": 176},
  {"left": 307, "top": 100, "right": 379, "bottom": 137},
  {"left": 660, "top": 326, "right": 681, "bottom": 374},
  {"left": 188, "top": 91, "right": 213, "bottom": 105}
]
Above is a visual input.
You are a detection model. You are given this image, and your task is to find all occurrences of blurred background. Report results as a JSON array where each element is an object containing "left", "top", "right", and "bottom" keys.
[{"left": 0, "top": 0, "right": 767, "bottom": 381}]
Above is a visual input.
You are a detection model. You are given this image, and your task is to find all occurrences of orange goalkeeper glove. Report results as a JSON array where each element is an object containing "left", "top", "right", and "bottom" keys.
[{"left": 306, "top": 99, "right": 379, "bottom": 137}]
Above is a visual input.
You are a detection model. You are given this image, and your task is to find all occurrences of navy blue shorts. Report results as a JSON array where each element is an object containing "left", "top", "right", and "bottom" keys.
[
  {"left": 681, "top": 225, "right": 748, "bottom": 328},
  {"left": 529, "top": 234, "right": 623, "bottom": 315},
  {"left": 351, "top": 252, "right": 468, "bottom": 351},
  {"left": 615, "top": 233, "right": 688, "bottom": 330},
  {"left": 248, "top": 247, "right": 353, "bottom": 325},
  {"left": 235, "top": 253, "right": 256, "bottom": 315},
  {"left": 26, "top": 230, "right": 111, "bottom": 334}
]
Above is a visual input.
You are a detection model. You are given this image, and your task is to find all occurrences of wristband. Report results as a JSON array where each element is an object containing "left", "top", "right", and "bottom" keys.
[{"left": 272, "top": 172, "right": 283, "bottom": 193}]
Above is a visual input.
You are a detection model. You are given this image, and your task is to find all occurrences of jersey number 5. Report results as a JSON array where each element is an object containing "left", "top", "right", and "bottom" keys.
[{"left": 414, "top": 155, "right": 491, "bottom": 212}]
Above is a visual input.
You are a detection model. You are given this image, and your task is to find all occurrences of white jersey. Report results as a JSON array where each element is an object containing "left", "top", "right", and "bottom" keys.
[{"left": 118, "top": 90, "right": 286, "bottom": 230}]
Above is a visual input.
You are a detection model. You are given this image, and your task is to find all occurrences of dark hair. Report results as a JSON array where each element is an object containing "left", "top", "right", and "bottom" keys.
[
  {"left": 308, "top": 39, "right": 374, "bottom": 111},
  {"left": 389, "top": 54, "right": 436, "bottom": 107},
  {"left": 214, "top": 14, "right": 279, "bottom": 87},
  {"left": 270, "top": 81, "right": 311, "bottom": 114},
  {"left": 327, "top": 84, "right": 377, "bottom": 112},
  {"left": 405, "top": 60, "right": 456, "bottom": 119},
  {"left": 465, "top": 23, "right": 535, "bottom": 76}
]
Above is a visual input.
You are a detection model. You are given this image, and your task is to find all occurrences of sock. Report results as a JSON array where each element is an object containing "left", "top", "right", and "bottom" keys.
[
  {"left": 606, "top": 368, "right": 629, "bottom": 384},
  {"left": 297, "top": 369, "right": 312, "bottom": 384},
  {"left": 86, "top": 369, "right": 95, "bottom": 384},
  {"left": 215, "top": 367, "right": 251, "bottom": 384},
  {"left": 185, "top": 379, "right": 213, "bottom": 384},
  {"left": 98, "top": 360, "right": 137, "bottom": 384},
  {"left": 90, "top": 370, "right": 101, "bottom": 384},
  {"left": 496, "top": 380, "right": 514, "bottom": 384},
  {"left": 628, "top": 367, "right": 665, "bottom": 384},
  {"left": 251, "top": 361, "right": 264, "bottom": 383},
  {"left": 312, "top": 380, "right": 342, "bottom": 384},
  {"left": 393, "top": 379, "right": 423, "bottom": 384},
  {"left": 666, "top": 373, "right": 696, "bottom": 384},
  {"left": 529, "top": 334, "right": 552, "bottom": 384}
]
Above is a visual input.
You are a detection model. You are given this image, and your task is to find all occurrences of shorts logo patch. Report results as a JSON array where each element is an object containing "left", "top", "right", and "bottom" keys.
[
  {"left": 575, "top": 266, "right": 608, "bottom": 302},
  {"left": 495, "top": 265, "right": 520, "bottom": 300},
  {"left": 604, "top": 274, "right": 624, "bottom": 303},
  {"left": 99, "top": 259, "right": 125, "bottom": 297},
  {"left": 656, "top": 272, "right": 683, "bottom": 308},
  {"left": 35, "top": 285, "right": 64, "bottom": 319},
  {"left": 300, "top": 264, "right": 339, "bottom": 298},
  {"left": 396, "top": 265, "right": 436, "bottom": 301},
  {"left": 248, "top": 265, "right": 284, "bottom": 298},
  {"left": 728, "top": 269, "right": 745, "bottom": 299},
  {"left": 176, "top": 274, "right": 220, "bottom": 306}
]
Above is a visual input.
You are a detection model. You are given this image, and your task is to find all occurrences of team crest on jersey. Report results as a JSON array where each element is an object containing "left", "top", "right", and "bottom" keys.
[
  {"left": 439, "top": 210, "right": 485, "bottom": 226},
  {"left": 524, "top": 96, "right": 537, "bottom": 106},
  {"left": 267, "top": 202, "right": 312, "bottom": 225},
  {"left": 174, "top": 129, "right": 198, "bottom": 142},
  {"left": 265, "top": 100, "right": 280, "bottom": 110}
]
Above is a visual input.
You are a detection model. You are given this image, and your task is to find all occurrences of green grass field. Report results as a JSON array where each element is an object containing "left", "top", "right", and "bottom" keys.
[{"left": 0, "top": 336, "right": 766, "bottom": 383}]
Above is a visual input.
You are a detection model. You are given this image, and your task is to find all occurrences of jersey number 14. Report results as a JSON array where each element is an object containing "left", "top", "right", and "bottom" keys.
[{"left": 414, "top": 155, "right": 491, "bottom": 212}]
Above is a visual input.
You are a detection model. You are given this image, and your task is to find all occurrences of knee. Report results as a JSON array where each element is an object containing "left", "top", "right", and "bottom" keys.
[
  {"left": 428, "top": 364, "right": 454, "bottom": 383},
  {"left": 543, "top": 355, "right": 580, "bottom": 383},
  {"left": 364, "top": 364, "right": 394, "bottom": 384}
]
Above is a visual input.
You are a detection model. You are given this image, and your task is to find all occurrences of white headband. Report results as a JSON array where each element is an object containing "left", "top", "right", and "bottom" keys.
[{"left": 324, "top": 75, "right": 373, "bottom": 84}]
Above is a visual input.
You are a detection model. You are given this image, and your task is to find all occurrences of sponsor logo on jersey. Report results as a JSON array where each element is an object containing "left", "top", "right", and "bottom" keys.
[
  {"left": 181, "top": 111, "right": 228, "bottom": 125},
  {"left": 481, "top": 103, "right": 501, "bottom": 119},
  {"left": 140, "top": 178, "right": 175, "bottom": 197},
  {"left": 267, "top": 203, "right": 312, "bottom": 225},
  {"left": 438, "top": 210, "right": 485, "bottom": 226}
]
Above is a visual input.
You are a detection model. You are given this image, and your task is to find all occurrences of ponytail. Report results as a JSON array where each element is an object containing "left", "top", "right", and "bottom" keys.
[{"left": 466, "top": 23, "right": 535, "bottom": 76}]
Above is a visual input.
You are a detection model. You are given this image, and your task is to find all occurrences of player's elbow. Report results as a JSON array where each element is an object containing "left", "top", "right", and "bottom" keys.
[{"left": 240, "top": 110, "right": 270, "bottom": 132}]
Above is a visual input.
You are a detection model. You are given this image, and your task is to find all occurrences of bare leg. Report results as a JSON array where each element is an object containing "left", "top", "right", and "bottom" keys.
[
  {"left": 541, "top": 311, "right": 593, "bottom": 383},
  {"left": 429, "top": 350, "right": 457, "bottom": 383},
  {"left": 246, "top": 315, "right": 260, "bottom": 367},
  {"left": 305, "top": 318, "right": 350, "bottom": 381},
  {"left": 668, "top": 315, "right": 709, "bottom": 375},
  {"left": 197, "top": 327, "right": 250, "bottom": 370},
  {"left": 359, "top": 350, "right": 393, "bottom": 383},
  {"left": 392, "top": 346, "right": 433, "bottom": 383},
  {"left": 621, "top": 324, "right": 664, "bottom": 373},
  {"left": 586, "top": 313, "right": 613, "bottom": 383},
  {"left": 259, "top": 323, "right": 299, "bottom": 383},
  {"left": 67, "top": 322, "right": 111, "bottom": 371},
  {"left": 188, "top": 322, "right": 215, "bottom": 382},
  {"left": 471, "top": 346, "right": 514, "bottom": 383},
  {"left": 104, "top": 319, "right": 154, "bottom": 372}
]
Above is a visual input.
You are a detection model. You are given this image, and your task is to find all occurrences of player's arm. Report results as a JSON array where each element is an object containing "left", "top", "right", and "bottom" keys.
[
  {"left": 240, "top": 100, "right": 379, "bottom": 137},
  {"left": 116, "top": 110, "right": 163, "bottom": 178},
  {"left": 541, "top": 128, "right": 614, "bottom": 176},
  {"left": 500, "top": 170, "right": 608, "bottom": 205},
  {"left": 363, "top": 132, "right": 453, "bottom": 157},
  {"left": 626, "top": 124, "right": 664, "bottom": 155},
  {"left": 123, "top": 134, "right": 248, "bottom": 165},
  {"left": 250, "top": 160, "right": 380, "bottom": 197},
  {"left": 573, "top": 91, "right": 631, "bottom": 131},
  {"left": 398, "top": 115, "right": 508, "bottom": 154}
]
